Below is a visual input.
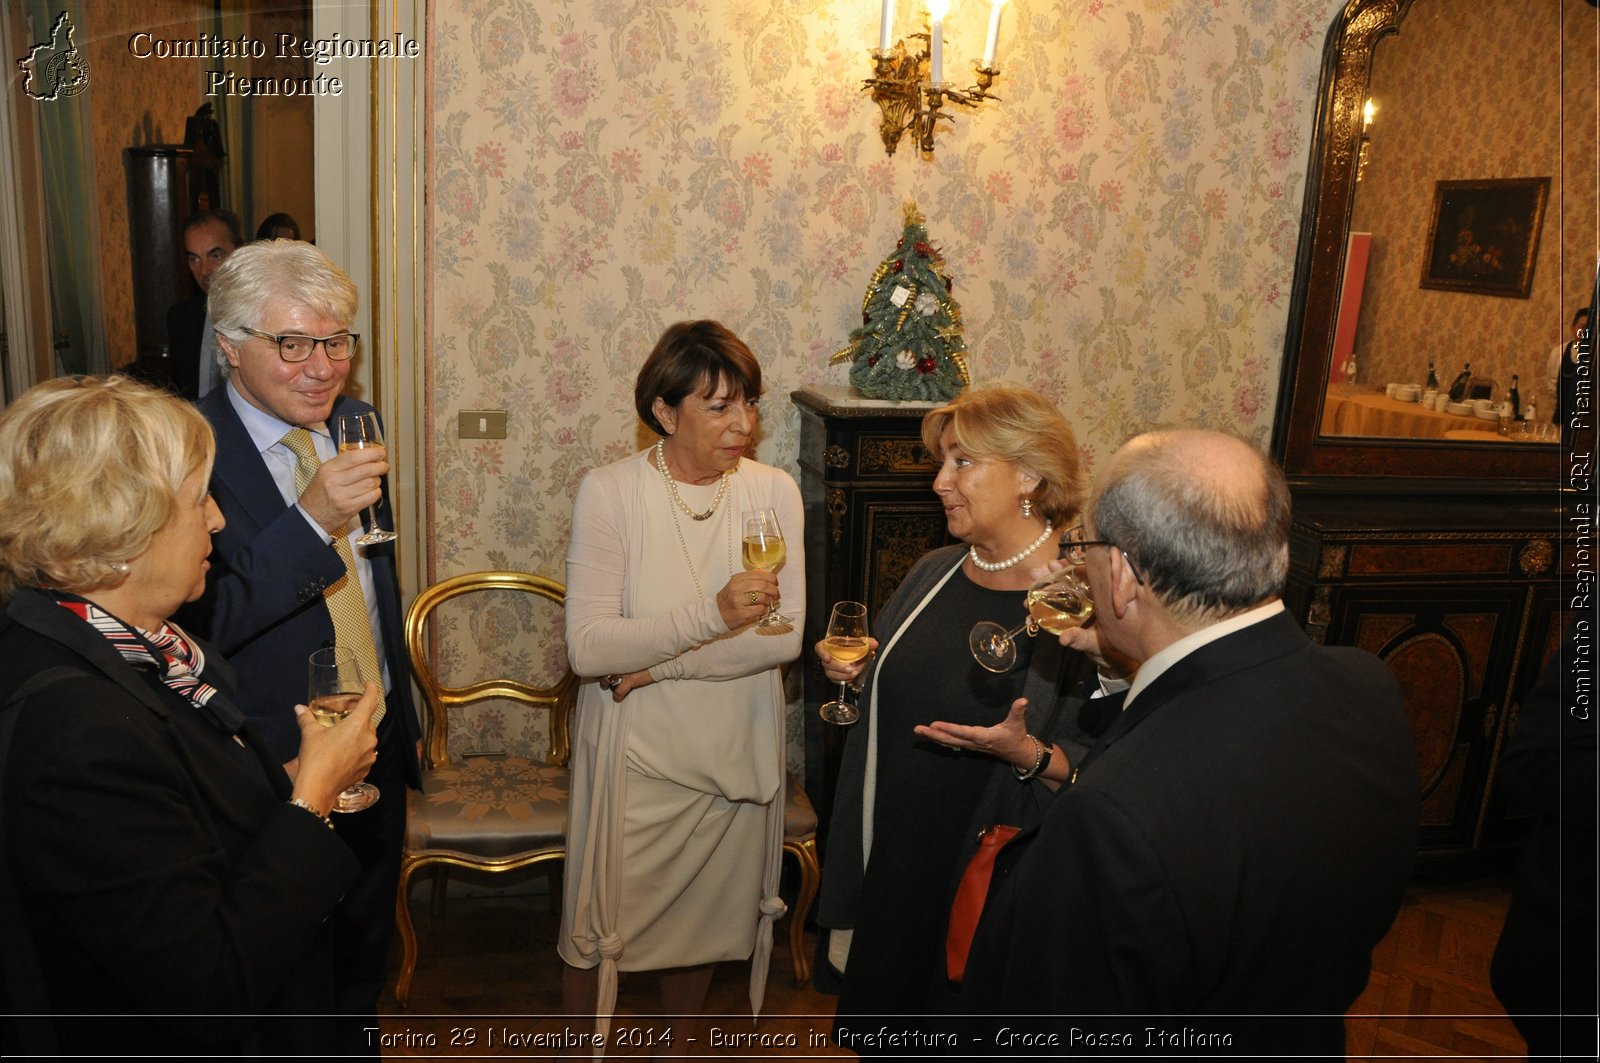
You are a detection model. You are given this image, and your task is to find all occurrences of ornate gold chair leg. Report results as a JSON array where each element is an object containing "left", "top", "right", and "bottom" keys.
[
  {"left": 784, "top": 837, "right": 820, "bottom": 985},
  {"left": 429, "top": 865, "right": 449, "bottom": 919},
  {"left": 393, "top": 858, "right": 422, "bottom": 1008}
]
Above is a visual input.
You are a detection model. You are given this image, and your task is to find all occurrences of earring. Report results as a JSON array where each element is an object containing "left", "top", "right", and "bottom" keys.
[
  {"left": 114, "top": 561, "right": 131, "bottom": 574},
  {"left": 1020, "top": 498, "right": 1033, "bottom": 519}
]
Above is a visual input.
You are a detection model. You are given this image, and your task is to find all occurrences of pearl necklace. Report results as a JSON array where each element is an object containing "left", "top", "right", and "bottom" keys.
[
  {"left": 969, "top": 520, "right": 1055, "bottom": 572},
  {"left": 660, "top": 465, "right": 736, "bottom": 600},
  {"left": 654, "top": 439, "right": 731, "bottom": 521}
]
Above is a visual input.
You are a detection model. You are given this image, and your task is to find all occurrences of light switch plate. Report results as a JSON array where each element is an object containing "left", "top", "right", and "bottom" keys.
[{"left": 458, "top": 410, "right": 507, "bottom": 439}]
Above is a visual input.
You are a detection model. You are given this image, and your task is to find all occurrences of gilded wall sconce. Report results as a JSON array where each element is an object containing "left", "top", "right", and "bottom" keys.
[{"left": 866, "top": 0, "right": 1005, "bottom": 156}]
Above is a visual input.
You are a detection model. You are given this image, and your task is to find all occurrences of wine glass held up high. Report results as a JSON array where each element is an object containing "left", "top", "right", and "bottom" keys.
[
  {"left": 969, "top": 566, "right": 1095, "bottom": 674},
  {"left": 307, "top": 646, "right": 380, "bottom": 813},
  {"left": 334, "top": 411, "right": 397, "bottom": 546},
  {"left": 740, "top": 507, "right": 792, "bottom": 631}
]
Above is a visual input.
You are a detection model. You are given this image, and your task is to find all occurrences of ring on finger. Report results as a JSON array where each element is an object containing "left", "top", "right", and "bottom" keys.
[{"left": 745, "top": 590, "right": 760, "bottom": 605}]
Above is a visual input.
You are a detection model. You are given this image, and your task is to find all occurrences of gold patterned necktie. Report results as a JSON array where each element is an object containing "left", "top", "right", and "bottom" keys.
[{"left": 281, "top": 428, "right": 387, "bottom": 725}]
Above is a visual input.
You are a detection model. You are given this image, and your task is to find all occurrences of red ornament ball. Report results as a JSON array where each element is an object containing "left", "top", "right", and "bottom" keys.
[
  {"left": 868, "top": 355, "right": 879, "bottom": 367},
  {"left": 913, "top": 241, "right": 933, "bottom": 257},
  {"left": 917, "top": 357, "right": 936, "bottom": 374},
  {"left": 892, "top": 260, "right": 904, "bottom": 273}
]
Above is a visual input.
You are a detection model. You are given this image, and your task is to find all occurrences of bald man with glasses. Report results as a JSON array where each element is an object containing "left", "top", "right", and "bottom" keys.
[{"left": 958, "top": 430, "right": 1419, "bottom": 1056}]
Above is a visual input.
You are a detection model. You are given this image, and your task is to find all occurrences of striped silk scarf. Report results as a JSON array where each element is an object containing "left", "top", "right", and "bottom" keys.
[{"left": 49, "top": 593, "right": 244, "bottom": 734}]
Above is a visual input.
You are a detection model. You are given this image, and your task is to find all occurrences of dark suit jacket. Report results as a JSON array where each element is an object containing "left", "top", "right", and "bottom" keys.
[
  {"left": 963, "top": 610, "right": 1419, "bottom": 1054},
  {"left": 181, "top": 387, "right": 420, "bottom": 780},
  {"left": 0, "top": 588, "right": 357, "bottom": 1054},
  {"left": 165, "top": 294, "right": 207, "bottom": 401}
]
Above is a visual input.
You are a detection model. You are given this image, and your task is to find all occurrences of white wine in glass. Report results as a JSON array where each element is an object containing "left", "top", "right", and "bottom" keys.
[
  {"left": 334, "top": 411, "right": 397, "bottom": 546},
  {"left": 970, "top": 568, "right": 1095, "bottom": 673},
  {"left": 741, "top": 507, "right": 791, "bottom": 630},
  {"left": 819, "top": 601, "right": 868, "bottom": 725},
  {"left": 307, "top": 646, "right": 379, "bottom": 813}
]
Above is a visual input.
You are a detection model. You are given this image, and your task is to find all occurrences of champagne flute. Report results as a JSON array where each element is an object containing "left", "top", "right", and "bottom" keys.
[
  {"left": 969, "top": 567, "right": 1095, "bottom": 673},
  {"left": 741, "top": 507, "right": 792, "bottom": 630},
  {"left": 334, "top": 411, "right": 397, "bottom": 546},
  {"left": 819, "top": 601, "right": 869, "bottom": 725},
  {"left": 307, "top": 646, "right": 380, "bottom": 813}
]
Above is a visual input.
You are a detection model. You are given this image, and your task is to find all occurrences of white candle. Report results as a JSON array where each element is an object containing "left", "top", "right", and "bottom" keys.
[
  {"left": 982, "top": 0, "right": 1005, "bottom": 69},
  {"left": 880, "top": 0, "right": 896, "bottom": 51},
  {"left": 928, "top": 0, "right": 948, "bottom": 83}
]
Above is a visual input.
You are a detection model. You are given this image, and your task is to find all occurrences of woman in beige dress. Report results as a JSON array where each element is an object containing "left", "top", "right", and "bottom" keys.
[{"left": 559, "top": 321, "right": 804, "bottom": 1040}]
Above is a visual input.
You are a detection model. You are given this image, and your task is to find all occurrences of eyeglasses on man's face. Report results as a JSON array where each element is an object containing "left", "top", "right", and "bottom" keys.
[
  {"left": 1063, "top": 525, "right": 1145, "bottom": 585},
  {"left": 238, "top": 326, "right": 359, "bottom": 363}
]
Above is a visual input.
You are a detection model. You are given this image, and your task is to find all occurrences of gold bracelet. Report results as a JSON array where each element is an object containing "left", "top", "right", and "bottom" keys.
[
  {"left": 1012, "top": 734, "right": 1047, "bottom": 781},
  {"left": 288, "top": 796, "right": 335, "bottom": 829}
]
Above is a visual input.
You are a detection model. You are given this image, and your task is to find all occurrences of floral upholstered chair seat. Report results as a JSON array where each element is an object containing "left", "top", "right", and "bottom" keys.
[{"left": 406, "top": 755, "right": 569, "bottom": 860}]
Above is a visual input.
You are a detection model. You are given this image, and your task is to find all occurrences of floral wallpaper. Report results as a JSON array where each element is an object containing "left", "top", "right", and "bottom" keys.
[
  {"left": 423, "top": 0, "right": 1353, "bottom": 761},
  {"left": 1347, "top": 0, "right": 1594, "bottom": 412}
]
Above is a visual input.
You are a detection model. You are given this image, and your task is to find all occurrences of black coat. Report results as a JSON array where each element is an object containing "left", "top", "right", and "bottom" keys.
[
  {"left": 0, "top": 588, "right": 357, "bottom": 1054},
  {"left": 963, "top": 611, "right": 1419, "bottom": 1055}
]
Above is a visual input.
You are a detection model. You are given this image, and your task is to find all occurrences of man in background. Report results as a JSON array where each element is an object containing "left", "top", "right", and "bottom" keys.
[
  {"left": 1546, "top": 306, "right": 1590, "bottom": 430},
  {"left": 165, "top": 209, "right": 242, "bottom": 401},
  {"left": 965, "top": 429, "right": 1420, "bottom": 1055}
]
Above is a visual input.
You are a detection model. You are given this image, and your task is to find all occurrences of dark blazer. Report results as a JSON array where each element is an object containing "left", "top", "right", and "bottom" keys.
[
  {"left": 0, "top": 588, "right": 357, "bottom": 1054},
  {"left": 165, "top": 294, "right": 207, "bottom": 401},
  {"left": 963, "top": 610, "right": 1419, "bottom": 1055},
  {"left": 180, "top": 385, "right": 422, "bottom": 1027},
  {"left": 182, "top": 387, "right": 420, "bottom": 779}
]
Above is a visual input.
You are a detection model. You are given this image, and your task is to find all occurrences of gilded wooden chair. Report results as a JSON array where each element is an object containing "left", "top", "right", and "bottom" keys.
[
  {"left": 782, "top": 772, "right": 821, "bottom": 985},
  {"left": 394, "top": 571, "right": 578, "bottom": 1007}
]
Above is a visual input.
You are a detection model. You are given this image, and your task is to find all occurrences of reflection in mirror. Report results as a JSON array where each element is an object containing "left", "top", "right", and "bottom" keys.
[{"left": 1311, "top": 0, "right": 1591, "bottom": 448}]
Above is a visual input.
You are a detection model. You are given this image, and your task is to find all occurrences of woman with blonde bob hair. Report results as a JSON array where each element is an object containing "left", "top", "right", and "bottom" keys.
[
  {"left": 812, "top": 382, "right": 1097, "bottom": 1032},
  {"left": 0, "top": 375, "right": 218, "bottom": 598},
  {"left": 0, "top": 376, "right": 376, "bottom": 1056}
]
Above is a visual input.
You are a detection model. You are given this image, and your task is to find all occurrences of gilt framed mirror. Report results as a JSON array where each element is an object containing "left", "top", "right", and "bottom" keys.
[{"left": 1271, "top": 0, "right": 1594, "bottom": 491}]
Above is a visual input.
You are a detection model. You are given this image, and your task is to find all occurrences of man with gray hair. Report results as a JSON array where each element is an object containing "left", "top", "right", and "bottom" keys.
[
  {"left": 177, "top": 240, "right": 420, "bottom": 1051},
  {"left": 962, "top": 429, "right": 1419, "bottom": 1054}
]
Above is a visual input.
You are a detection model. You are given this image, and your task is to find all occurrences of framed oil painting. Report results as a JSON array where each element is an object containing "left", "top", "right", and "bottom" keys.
[{"left": 1420, "top": 177, "right": 1550, "bottom": 298}]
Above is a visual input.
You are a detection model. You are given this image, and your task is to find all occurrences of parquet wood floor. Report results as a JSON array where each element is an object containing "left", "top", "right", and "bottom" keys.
[{"left": 376, "top": 869, "right": 1539, "bottom": 1060}]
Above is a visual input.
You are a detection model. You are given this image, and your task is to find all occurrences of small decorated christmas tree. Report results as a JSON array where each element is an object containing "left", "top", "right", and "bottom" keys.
[{"left": 831, "top": 202, "right": 969, "bottom": 402}]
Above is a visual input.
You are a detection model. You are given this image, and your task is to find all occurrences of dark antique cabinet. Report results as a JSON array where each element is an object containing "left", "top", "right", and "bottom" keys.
[
  {"left": 1272, "top": 0, "right": 1592, "bottom": 864},
  {"left": 1283, "top": 495, "right": 1573, "bottom": 856},
  {"left": 791, "top": 386, "right": 953, "bottom": 835}
]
